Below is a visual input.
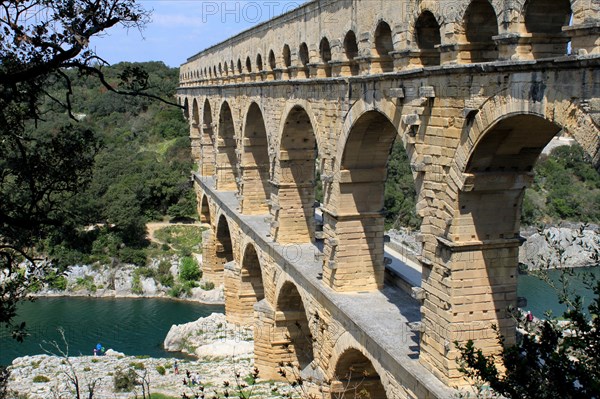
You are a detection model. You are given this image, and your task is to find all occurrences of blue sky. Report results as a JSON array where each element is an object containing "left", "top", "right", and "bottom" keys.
[{"left": 90, "top": 1, "right": 308, "bottom": 67}]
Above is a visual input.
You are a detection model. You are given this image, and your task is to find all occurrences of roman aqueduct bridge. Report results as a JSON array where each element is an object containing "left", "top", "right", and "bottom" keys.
[{"left": 177, "top": 0, "right": 600, "bottom": 397}]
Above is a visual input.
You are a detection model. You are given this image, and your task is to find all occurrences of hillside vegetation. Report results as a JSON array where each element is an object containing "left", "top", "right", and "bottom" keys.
[{"left": 39, "top": 62, "right": 195, "bottom": 268}]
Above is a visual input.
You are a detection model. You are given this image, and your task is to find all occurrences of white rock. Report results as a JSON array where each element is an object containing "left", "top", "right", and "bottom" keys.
[{"left": 194, "top": 340, "right": 253, "bottom": 359}]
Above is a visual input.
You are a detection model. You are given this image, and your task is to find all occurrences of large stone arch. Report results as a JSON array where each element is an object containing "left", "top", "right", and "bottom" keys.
[
  {"left": 325, "top": 106, "right": 411, "bottom": 292},
  {"left": 199, "top": 193, "right": 211, "bottom": 225},
  {"left": 453, "top": 89, "right": 600, "bottom": 179},
  {"left": 273, "top": 281, "right": 315, "bottom": 373},
  {"left": 225, "top": 242, "right": 265, "bottom": 325},
  {"left": 216, "top": 101, "right": 239, "bottom": 191},
  {"left": 190, "top": 98, "right": 202, "bottom": 164},
  {"left": 183, "top": 97, "right": 190, "bottom": 120},
  {"left": 240, "top": 102, "right": 271, "bottom": 215},
  {"left": 271, "top": 103, "right": 322, "bottom": 244},
  {"left": 419, "top": 86, "right": 600, "bottom": 385},
  {"left": 203, "top": 214, "right": 234, "bottom": 286},
  {"left": 329, "top": 334, "right": 389, "bottom": 399},
  {"left": 201, "top": 98, "right": 216, "bottom": 176}
]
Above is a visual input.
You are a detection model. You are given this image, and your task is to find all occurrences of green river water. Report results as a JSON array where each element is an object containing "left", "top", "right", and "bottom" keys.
[
  {"left": 0, "top": 297, "right": 223, "bottom": 366},
  {"left": 1, "top": 266, "right": 597, "bottom": 366}
]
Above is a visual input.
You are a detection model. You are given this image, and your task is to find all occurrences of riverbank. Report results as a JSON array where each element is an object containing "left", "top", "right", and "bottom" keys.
[
  {"left": 388, "top": 223, "right": 600, "bottom": 270},
  {"left": 30, "top": 255, "right": 225, "bottom": 305},
  {"left": 5, "top": 314, "right": 294, "bottom": 399}
]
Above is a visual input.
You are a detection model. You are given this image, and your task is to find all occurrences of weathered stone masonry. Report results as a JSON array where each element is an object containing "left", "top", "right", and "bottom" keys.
[{"left": 179, "top": 0, "right": 600, "bottom": 397}]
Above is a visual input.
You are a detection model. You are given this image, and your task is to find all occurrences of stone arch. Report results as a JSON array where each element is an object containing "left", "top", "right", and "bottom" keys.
[
  {"left": 298, "top": 42, "right": 310, "bottom": 78},
  {"left": 224, "top": 62, "right": 229, "bottom": 76},
  {"left": 192, "top": 98, "right": 200, "bottom": 125},
  {"left": 326, "top": 110, "right": 402, "bottom": 291},
  {"left": 201, "top": 98, "right": 216, "bottom": 176},
  {"left": 462, "top": 0, "right": 499, "bottom": 62},
  {"left": 183, "top": 97, "right": 189, "bottom": 120},
  {"left": 199, "top": 194, "right": 211, "bottom": 225},
  {"left": 218, "top": 63, "right": 222, "bottom": 76},
  {"left": 230, "top": 60, "right": 235, "bottom": 74},
  {"left": 283, "top": 44, "right": 292, "bottom": 68},
  {"left": 241, "top": 102, "right": 271, "bottom": 214},
  {"left": 203, "top": 214, "right": 233, "bottom": 285},
  {"left": 213, "top": 66, "right": 217, "bottom": 77},
  {"left": 256, "top": 53, "right": 263, "bottom": 71},
  {"left": 216, "top": 101, "right": 239, "bottom": 191},
  {"left": 224, "top": 243, "right": 266, "bottom": 325},
  {"left": 415, "top": 10, "right": 441, "bottom": 66},
  {"left": 344, "top": 30, "right": 359, "bottom": 60},
  {"left": 237, "top": 58, "right": 243, "bottom": 74},
  {"left": 319, "top": 37, "right": 332, "bottom": 77},
  {"left": 523, "top": 0, "right": 572, "bottom": 57},
  {"left": 268, "top": 50, "right": 277, "bottom": 70},
  {"left": 246, "top": 56, "right": 252, "bottom": 73},
  {"left": 190, "top": 98, "right": 201, "bottom": 163},
  {"left": 524, "top": 0, "right": 572, "bottom": 34},
  {"left": 272, "top": 104, "right": 319, "bottom": 243},
  {"left": 274, "top": 281, "right": 314, "bottom": 371},
  {"left": 343, "top": 30, "right": 360, "bottom": 76},
  {"left": 332, "top": 348, "right": 387, "bottom": 399},
  {"left": 454, "top": 92, "right": 600, "bottom": 178},
  {"left": 374, "top": 20, "right": 394, "bottom": 56},
  {"left": 374, "top": 20, "right": 394, "bottom": 73}
]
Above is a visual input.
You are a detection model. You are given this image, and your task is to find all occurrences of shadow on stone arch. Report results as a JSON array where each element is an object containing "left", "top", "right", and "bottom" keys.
[
  {"left": 273, "top": 105, "right": 318, "bottom": 244},
  {"left": 275, "top": 281, "right": 314, "bottom": 372},
  {"left": 216, "top": 101, "right": 239, "bottom": 191},
  {"left": 241, "top": 103, "right": 271, "bottom": 215},
  {"left": 333, "top": 348, "right": 386, "bottom": 399}
]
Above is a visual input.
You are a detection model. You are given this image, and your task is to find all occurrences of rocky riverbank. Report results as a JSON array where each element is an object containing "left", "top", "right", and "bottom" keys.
[
  {"left": 31, "top": 255, "right": 224, "bottom": 305},
  {"left": 388, "top": 224, "right": 600, "bottom": 270},
  {"left": 519, "top": 223, "right": 600, "bottom": 269},
  {"left": 5, "top": 314, "right": 293, "bottom": 399}
]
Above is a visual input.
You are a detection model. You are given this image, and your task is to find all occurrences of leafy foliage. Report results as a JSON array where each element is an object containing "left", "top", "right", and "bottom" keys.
[
  {"left": 522, "top": 145, "right": 600, "bottom": 225},
  {"left": 179, "top": 257, "right": 201, "bottom": 282},
  {"left": 384, "top": 141, "right": 420, "bottom": 229},
  {"left": 456, "top": 279, "right": 600, "bottom": 399}
]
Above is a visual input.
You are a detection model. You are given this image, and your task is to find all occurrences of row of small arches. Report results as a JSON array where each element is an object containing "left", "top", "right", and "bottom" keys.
[
  {"left": 181, "top": 0, "right": 574, "bottom": 81},
  {"left": 203, "top": 212, "right": 389, "bottom": 398}
]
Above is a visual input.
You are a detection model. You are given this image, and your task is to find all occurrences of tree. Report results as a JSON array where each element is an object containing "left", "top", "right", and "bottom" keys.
[
  {"left": 0, "top": 0, "right": 173, "bottom": 345},
  {"left": 456, "top": 279, "right": 600, "bottom": 398}
]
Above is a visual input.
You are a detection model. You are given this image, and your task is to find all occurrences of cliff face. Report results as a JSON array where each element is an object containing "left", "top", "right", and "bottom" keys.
[{"left": 519, "top": 224, "right": 600, "bottom": 269}]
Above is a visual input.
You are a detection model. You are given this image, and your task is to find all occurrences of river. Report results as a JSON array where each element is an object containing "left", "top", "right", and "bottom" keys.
[
  {"left": 518, "top": 265, "right": 600, "bottom": 317},
  {"left": 1, "top": 267, "right": 598, "bottom": 366},
  {"left": 0, "top": 297, "right": 223, "bottom": 366}
]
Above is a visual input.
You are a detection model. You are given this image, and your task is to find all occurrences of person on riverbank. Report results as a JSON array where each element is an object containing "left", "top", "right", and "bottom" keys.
[
  {"left": 174, "top": 360, "right": 179, "bottom": 375},
  {"left": 526, "top": 310, "right": 534, "bottom": 331}
]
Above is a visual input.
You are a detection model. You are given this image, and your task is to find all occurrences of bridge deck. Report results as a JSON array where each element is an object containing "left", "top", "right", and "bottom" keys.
[{"left": 195, "top": 174, "right": 454, "bottom": 397}]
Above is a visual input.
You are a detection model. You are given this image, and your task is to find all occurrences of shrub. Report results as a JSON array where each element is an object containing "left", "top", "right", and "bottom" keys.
[
  {"left": 47, "top": 272, "right": 68, "bottom": 291},
  {"left": 155, "top": 365, "right": 166, "bottom": 375},
  {"left": 33, "top": 375, "right": 50, "bottom": 383},
  {"left": 131, "top": 273, "right": 143, "bottom": 295},
  {"left": 179, "top": 256, "right": 201, "bottom": 282},
  {"left": 75, "top": 275, "right": 96, "bottom": 292},
  {"left": 129, "top": 362, "right": 145, "bottom": 370},
  {"left": 201, "top": 281, "right": 215, "bottom": 291},
  {"left": 119, "top": 247, "right": 148, "bottom": 266},
  {"left": 157, "top": 260, "right": 174, "bottom": 287},
  {"left": 113, "top": 367, "right": 138, "bottom": 392}
]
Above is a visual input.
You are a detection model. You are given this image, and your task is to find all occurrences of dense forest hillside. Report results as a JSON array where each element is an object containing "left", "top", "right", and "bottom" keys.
[
  {"left": 384, "top": 141, "right": 600, "bottom": 230},
  {"left": 39, "top": 62, "right": 194, "bottom": 268}
]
